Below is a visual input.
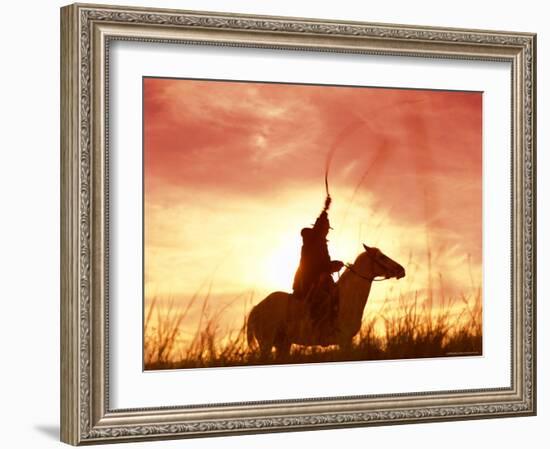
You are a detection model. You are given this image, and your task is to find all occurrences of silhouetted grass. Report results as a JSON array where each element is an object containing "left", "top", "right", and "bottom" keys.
[{"left": 144, "top": 285, "right": 482, "bottom": 370}]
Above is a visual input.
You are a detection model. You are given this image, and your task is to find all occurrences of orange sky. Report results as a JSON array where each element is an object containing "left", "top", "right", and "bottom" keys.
[{"left": 143, "top": 77, "right": 482, "bottom": 337}]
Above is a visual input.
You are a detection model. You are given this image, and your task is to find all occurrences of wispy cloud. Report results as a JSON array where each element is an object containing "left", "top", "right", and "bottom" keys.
[{"left": 144, "top": 78, "right": 482, "bottom": 328}]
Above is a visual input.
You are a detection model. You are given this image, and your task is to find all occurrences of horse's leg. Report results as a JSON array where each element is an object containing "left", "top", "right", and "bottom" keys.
[
  {"left": 338, "top": 337, "right": 353, "bottom": 354},
  {"left": 258, "top": 341, "right": 272, "bottom": 361},
  {"left": 273, "top": 325, "right": 292, "bottom": 361},
  {"left": 275, "top": 341, "right": 291, "bottom": 360}
]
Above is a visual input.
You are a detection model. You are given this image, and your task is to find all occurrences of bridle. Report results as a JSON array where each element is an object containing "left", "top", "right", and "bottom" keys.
[
  {"left": 344, "top": 263, "right": 388, "bottom": 282},
  {"left": 343, "top": 249, "right": 398, "bottom": 282}
]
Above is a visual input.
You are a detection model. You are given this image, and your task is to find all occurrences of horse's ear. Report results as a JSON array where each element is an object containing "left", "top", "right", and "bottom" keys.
[{"left": 363, "top": 243, "right": 370, "bottom": 252}]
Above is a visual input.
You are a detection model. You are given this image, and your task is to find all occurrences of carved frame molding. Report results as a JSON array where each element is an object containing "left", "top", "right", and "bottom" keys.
[{"left": 61, "top": 3, "right": 536, "bottom": 445}]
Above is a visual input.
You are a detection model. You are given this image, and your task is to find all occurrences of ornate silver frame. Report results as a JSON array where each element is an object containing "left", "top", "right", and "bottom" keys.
[{"left": 60, "top": 3, "right": 536, "bottom": 445}]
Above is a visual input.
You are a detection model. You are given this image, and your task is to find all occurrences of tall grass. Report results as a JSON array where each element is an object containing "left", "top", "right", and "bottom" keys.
[{"left": 144, "top": 283, "right": 482, "bottom": 370}]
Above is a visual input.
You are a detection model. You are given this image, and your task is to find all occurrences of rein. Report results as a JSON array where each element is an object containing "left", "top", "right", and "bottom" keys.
[{"left": 344, "top": 263, "right": 387, "bottom": 282}]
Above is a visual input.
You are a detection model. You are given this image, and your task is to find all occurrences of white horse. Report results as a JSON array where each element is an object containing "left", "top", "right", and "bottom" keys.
[{"left": 247, "top": 244, "right": 405, "bottom": 358}]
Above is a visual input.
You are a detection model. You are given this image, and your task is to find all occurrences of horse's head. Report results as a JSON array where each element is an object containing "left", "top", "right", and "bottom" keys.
[{"left": 349, "top": 244, "right": 406, "bottom": 281}]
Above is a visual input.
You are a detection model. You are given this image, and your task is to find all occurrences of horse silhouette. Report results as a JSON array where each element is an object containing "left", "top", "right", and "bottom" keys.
[{"left": 247, "top": 244, "right": 405, "bottom": 359}]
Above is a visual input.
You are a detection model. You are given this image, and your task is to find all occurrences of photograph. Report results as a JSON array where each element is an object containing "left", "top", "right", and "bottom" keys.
[{"left": 143, "top": 77, "right": 483, "bottom": 370}]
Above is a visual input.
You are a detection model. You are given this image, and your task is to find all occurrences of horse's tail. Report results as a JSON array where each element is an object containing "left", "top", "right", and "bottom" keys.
[{"left": 246, "top": 306, "right": 257, "bottom": 349}]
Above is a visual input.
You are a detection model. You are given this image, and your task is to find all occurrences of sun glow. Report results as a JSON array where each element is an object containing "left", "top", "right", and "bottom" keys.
[{"left": 260, "top": 239, "right": 301, "bottom": 291}]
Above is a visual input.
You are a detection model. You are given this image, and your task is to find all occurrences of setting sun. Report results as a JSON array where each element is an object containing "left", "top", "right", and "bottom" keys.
[{"left": 261, "top": 239, "right": 301, "bottom": 292}]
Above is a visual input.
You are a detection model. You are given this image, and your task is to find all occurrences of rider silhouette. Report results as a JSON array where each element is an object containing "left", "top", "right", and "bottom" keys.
[{"left": 292, "top": 196, "right": 344, "bottom": 321}]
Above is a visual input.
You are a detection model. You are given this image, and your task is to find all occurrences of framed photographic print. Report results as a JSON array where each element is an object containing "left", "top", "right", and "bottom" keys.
[{"left": 60, "top": 3, "right": 537, "bottom": 445}]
